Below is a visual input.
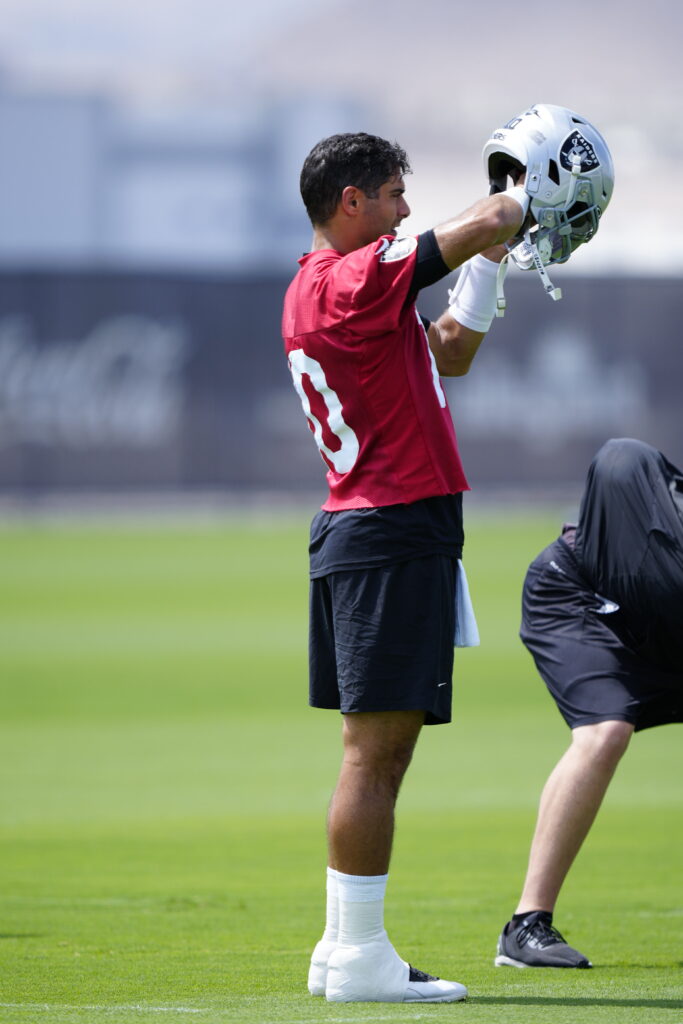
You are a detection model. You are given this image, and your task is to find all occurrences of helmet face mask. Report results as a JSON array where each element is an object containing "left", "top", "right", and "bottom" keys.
[
  {"left": 533, "top": 189, "right": 603, "bottom": 265},
  {"left": 483, "top": 104, "right": 614, "bottom": 266}
]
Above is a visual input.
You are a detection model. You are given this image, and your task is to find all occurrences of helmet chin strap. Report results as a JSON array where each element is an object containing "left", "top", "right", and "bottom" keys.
[
  {"left": 495, "top": 228, "right": 562, "bottom": 317},
  {"left": 495, "top": 253, "right": 511, "bottom": 316}
]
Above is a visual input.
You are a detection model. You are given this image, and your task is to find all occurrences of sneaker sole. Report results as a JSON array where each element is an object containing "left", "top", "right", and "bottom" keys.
[
  {"left": 494, "top": 953, "right": 592, "bottom": 969},
  {"left": 494, "top": 954, "right": 530, "bottom": 969},
  {"left": 404, "top": 993, "right": 468, "bottom": 1003},
  {"left": 328, "top": 991, "right": 468, "bottom": 1004}
]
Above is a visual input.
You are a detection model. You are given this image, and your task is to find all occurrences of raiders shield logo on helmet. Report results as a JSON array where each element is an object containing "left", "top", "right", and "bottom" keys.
[{"left": 560, "top": 131, "right": 600, "bottom": 173}]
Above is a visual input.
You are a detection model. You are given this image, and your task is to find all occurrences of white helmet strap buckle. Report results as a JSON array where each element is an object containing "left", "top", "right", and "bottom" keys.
[{"left": 495, "top": 229, "right": 562, "bottom": 317}]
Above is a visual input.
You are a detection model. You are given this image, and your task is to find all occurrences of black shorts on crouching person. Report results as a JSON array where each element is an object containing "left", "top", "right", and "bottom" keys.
[
  {"left": 309, "top": 554, "right": 457, "bottom": 725},
  {"left": 521, "top": 536, "right": 683, "bottom": 732}
]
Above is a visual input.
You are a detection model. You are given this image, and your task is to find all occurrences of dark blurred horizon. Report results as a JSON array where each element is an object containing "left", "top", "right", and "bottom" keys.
[{"left": 0, "top": 268, "right": 680, "bottom": 502}]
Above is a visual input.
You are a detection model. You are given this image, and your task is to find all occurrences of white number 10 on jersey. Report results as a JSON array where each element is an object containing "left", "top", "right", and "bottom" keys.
[{"left": 288, "top": 349, "right": 360, "bottom": 475}]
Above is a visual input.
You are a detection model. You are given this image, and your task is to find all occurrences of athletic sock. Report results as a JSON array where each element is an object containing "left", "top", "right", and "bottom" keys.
[
  {"left": 336, "top": 871, "right": 389, "bottom": 946},
  {"left": 321, "top": 867, "right": 339, "bottom": 944}
]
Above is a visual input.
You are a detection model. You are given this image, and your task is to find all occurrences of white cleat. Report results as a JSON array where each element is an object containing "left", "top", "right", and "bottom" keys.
[
  {"left": 308, "top": 937, "right": 337, "bottom": 996},
  {"left": 403, "top": 965, "right": 468, "bottom": 1003},
  {"left": 325, "top": 932, "right": 467, "bottom": 1004}
]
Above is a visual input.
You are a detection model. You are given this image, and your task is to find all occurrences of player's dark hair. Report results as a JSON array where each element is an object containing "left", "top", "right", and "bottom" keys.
[{"left": 300, "top": 133, "right": 411, "bottom": 226}]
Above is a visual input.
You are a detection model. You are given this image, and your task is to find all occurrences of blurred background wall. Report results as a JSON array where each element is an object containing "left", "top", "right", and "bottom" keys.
[{"left": 0, "top": 0, "right": 681, "bottom": 506}]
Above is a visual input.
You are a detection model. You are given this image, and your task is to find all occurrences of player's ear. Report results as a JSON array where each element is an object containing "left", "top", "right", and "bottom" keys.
[{"left": 341, "top": 186, "right": 361, "bottom": 215}]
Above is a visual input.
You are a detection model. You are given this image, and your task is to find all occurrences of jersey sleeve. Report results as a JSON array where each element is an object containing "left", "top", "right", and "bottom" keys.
[{"left": 327, "top": 235, "right": 419, "bottom": 337}]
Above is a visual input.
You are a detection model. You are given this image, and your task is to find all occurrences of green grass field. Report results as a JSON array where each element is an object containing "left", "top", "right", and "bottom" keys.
[{"left": 0, "top": 510, "right": 680, "bottom": 1024}]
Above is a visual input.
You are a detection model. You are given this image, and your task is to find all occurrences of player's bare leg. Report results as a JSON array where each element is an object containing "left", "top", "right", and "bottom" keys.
[
  {"left": 495, "top": 719, "right": 633, "bottom": 968},
  {"left": 516, "top": 719, "right": 634, "bottom": 913},
  {"left": 327, "top": 709, "right": 423, "bottom": 875},
  {"left": 309, "top": 709, "right": 467, "bottom": 1002}
]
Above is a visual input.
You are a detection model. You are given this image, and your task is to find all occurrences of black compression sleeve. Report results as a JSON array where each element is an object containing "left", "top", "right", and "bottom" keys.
[{"left": 412, "top": 229, "right": 450, "bottom": 292}]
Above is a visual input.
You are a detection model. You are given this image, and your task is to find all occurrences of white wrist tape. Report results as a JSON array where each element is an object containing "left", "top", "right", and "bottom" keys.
[
  {"left": 504, "top": 185, "right": 530, "bottom": 218},
  {"left": 448, "top": 253, "right": 507, "bottom": 332}
]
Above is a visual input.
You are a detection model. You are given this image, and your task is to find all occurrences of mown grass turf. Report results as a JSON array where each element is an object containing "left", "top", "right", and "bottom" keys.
[{"left": 0, "top": 512, "right": 680, "bottom": 1024}]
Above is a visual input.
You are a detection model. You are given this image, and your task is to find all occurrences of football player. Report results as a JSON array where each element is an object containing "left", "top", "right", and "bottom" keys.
[{"left": 282, "top": 107, "right": 613, "bottom": 1002}]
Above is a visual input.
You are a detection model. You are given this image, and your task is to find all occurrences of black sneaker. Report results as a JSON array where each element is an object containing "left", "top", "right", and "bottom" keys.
[{"left": 494, "top": 911, "right": 592, "bottom": 968}]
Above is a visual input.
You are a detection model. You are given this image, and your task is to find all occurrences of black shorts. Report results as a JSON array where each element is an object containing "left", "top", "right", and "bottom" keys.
[
  {"left": 309, "top": 554, "right": 457, "bottom": 725},
  {"left": 521, "top": 538, "right": 683, "bottom": 732}
]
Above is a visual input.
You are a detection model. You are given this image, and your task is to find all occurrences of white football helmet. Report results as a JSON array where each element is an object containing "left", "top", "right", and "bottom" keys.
[{"left": 483, "top": 103, "right": 614, "bottom": 266}]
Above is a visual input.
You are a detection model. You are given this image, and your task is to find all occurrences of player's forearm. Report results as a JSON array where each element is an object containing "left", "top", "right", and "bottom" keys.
[{"left": 433, "top": 191, "right": 526, "bottom": 271}]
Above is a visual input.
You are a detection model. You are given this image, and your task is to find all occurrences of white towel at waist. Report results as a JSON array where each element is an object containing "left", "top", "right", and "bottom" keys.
[{"left": 455, "top": 558, "right": 480, "bottom": 647}]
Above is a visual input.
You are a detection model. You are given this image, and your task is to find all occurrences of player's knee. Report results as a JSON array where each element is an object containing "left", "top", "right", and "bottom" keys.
[
  {"left": 381, "top": 756, "right": 413, "bottom": 800},
  {"left": 573, "top": 719, "right": 633, "bottom": 766},
  {"left": 373, "top": 740, "right": 416, "bottom": 786},
  {"left": 343, "top": 740, "right": 416, "bottom": 799}
]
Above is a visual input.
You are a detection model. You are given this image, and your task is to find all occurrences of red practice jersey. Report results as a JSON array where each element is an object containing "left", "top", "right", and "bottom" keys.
[{"left": 282, "top": 234, "right": 469, "bottom": 511}]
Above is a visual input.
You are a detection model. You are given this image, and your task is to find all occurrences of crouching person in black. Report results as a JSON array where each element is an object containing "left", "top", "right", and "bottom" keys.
[{"left": 495, "top": 438, "right": 683, "bottom": 969}]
